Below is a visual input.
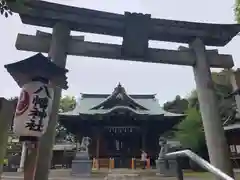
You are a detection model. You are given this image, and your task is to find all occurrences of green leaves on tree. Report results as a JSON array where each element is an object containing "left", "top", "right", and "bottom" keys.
[
  {"left": 0, "top": 0, "right": 12, "bottom": 18},
  {"left": 175, "top": 108, "right": 205, "bottom": 152},
  {"left": 164, "top": 69, "right": 235, "bottom": 155},
  {"left": 56, "top": 95, "right": 77, "bottom": 143},
  {"left": 235, "top": 0, "right": 240, "bottom": 23}
]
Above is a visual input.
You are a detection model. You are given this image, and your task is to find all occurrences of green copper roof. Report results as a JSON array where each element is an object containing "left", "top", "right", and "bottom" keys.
[{"left": 61, "top": 84, "right": 184, "bottom": 117}]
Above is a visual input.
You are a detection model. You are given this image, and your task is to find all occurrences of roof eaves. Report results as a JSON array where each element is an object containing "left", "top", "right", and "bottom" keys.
[
  {"left": 88, "top": 106, "right": 152, "bottom": 115},
  {"left": 89, "top": 86, "right": 149, "bottom": 110},
  {"left": 161, "top": 109, "right": 185, "bottom": 117},
  {"left": 80, "top": 93, "right": 157, "bottom": 99}
]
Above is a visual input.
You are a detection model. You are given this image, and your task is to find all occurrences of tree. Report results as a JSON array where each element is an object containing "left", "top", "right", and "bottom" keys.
[
  {"left": 59, "top": 95, "right": 76, "bottom": 113},
  {"left": 188, "top": 70, "right": 234, "bottom": 121},
  {"left": 162, "top": 96, "right": 189, "bottom": 139},
  {"left": 163, "top": 95, "right": 189, "bottom": 114},
  {"left": 235, "top": 0, "right": 240, "bottom": 23},
  {"left": 0, "top": 0, "right": 12, "bottom": 17},
  {"left": 55, "top": 95, "right": 77, "bottom": 143},
  {"left": 164, "top": 70, "right": 236, "bottom": 157},
  {"left": 174, "top": 108, "right": 205, "bottom": 153},
  {"left": 0, "top": 0, "right": 28, "bottom": 18}
]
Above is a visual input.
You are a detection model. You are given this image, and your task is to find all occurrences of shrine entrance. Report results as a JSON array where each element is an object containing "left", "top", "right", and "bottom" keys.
[
  {"left": 8, "top": 0, "right": 238, "bottom": 177},
  {"left": 104, "top": 126, "right": 141, "bottom": 168},
  {"left": 59, "top": 84, "right": 183, "bottom": 168}
]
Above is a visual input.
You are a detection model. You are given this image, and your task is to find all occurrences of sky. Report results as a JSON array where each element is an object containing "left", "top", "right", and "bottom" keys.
[{"left": 0, "top": 0, "right": 239, "bottom": 105}]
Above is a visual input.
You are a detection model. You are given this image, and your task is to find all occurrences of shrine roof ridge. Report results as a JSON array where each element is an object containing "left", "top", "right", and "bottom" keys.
[
  {"left": 60, "top": 91, "right": 185, "bottom": 117},
  {"left": 80, "top": 93, "right": 157, "bottom": 99},
  {"left": 9, "top": 0, "right": 240, "bottom": 46}
]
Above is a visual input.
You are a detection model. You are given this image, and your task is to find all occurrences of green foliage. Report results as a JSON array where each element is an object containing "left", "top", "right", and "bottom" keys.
[
  {"left": 187, "top": 90, "right": 199, "bottom": 109},
  {"left": 188, "top": 70, "right": 234, "bottom": 120},
  {"left": 59, "top": 95, "right": 76, "bottom": 113},
  {"left": 0, "top": 0, "right": 12, "bottom": 17},
  {"left": 0, "top": 0, "right": 29, "bottom": 18},
  {"left": 163, "top": 95, "right": 189, "bottom": 114},
  {"left": 235, "top": 0, "right": 240, "bottom": 23},
  {"left": 163, "top": 95, "right": 189, "bottom": 139},
  {"left": 174, "top": 108, "right": 205, "bottom": 152},
  {"left": 165, "top": 69, "right": 236, "bottom": 155},
  {"left": 55, "top": 95, "right": 77, "bottom": 143},
  {"left": 6, "top": 132, "right": 21, "bottom": 154}
]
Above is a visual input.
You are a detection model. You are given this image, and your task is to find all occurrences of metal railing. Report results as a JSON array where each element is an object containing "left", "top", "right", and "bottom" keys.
[{"left": 165, "top": 150, "right": 234, "bottom": 180}]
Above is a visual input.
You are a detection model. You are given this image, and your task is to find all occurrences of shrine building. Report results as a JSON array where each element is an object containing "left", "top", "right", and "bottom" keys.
[
  {"left": 59, "top": 84, "right": 184, "bottom": 168},
  {"left": 224, "top": 114, "right": 240, "bottom": 168}
]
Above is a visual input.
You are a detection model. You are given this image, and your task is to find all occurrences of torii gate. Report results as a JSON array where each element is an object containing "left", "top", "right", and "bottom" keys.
[{"left": 8, "top": 1, "right": 240, "bottom": 179}]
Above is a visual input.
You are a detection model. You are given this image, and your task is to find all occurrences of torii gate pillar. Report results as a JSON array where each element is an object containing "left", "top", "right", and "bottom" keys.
[
  {"left": 191, "top": 38, "right": 233, "bottom": 177},
  {"left": 34, "top": 23, "right": 70, "bottom": 180}
]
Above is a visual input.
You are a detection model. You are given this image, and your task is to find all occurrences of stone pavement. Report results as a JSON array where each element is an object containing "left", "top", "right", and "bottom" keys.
[{"left": 1, "top": 169, "right": 211, "bottom": 180}]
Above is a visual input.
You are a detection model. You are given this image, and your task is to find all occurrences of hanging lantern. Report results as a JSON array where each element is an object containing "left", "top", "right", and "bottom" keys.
[
  {"left": 13, "top": 80, "right": 54, "bottom": 138},
  {"left": 4, "top": 53, "right": 69, "bottom": 141}
]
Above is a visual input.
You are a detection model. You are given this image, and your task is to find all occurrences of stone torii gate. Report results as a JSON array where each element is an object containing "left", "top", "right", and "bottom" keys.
[{"left": 8, "top": 1, "right": 240, "bottom": 179}]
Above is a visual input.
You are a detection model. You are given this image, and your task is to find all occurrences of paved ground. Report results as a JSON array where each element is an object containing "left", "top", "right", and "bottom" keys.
[{"left": 1, "top": 169, "right": 214, "bottom": 180}]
